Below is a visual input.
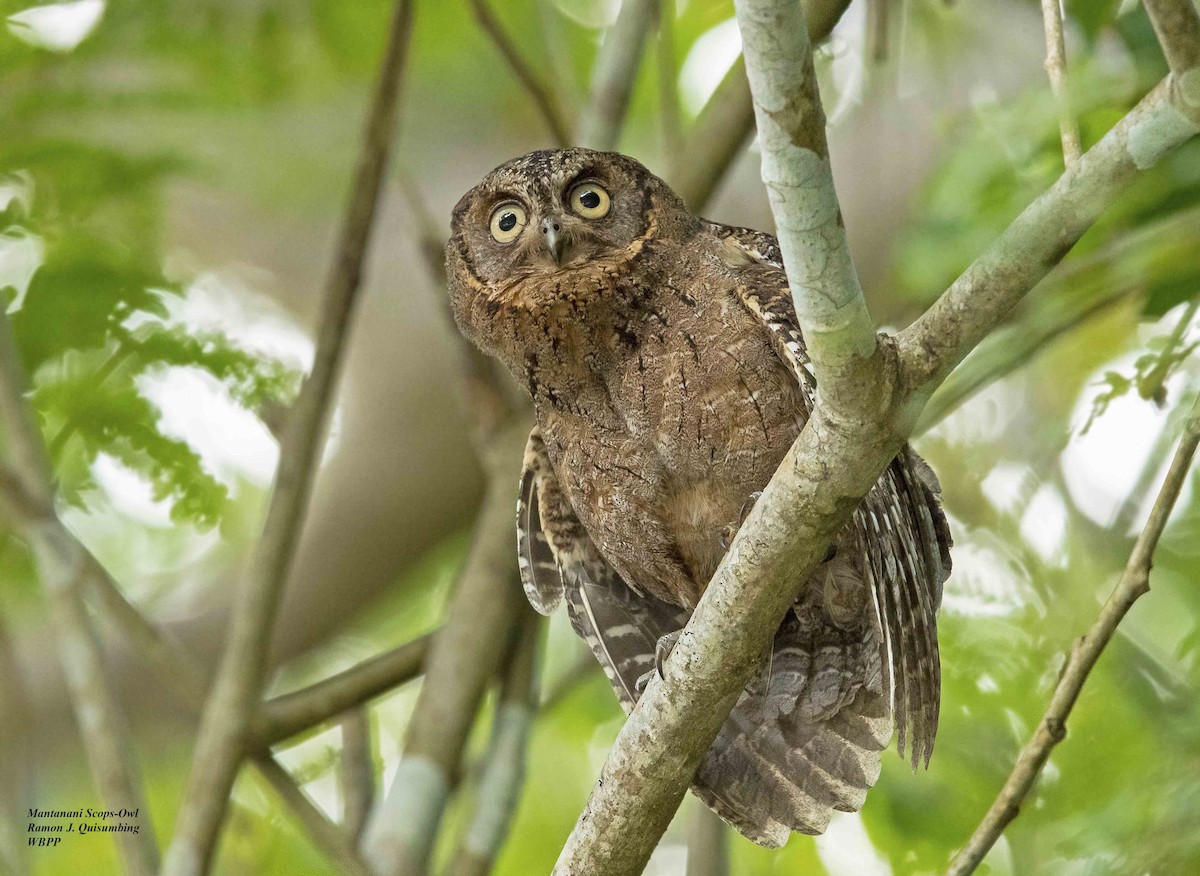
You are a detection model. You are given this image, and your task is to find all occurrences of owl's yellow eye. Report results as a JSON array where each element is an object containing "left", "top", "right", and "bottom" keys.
[
  {"left": 489, "top": 203, "right": 527, "bottom": 243},
  {"left": 568, "top": 182, "right": 610, "bottom": 219}
]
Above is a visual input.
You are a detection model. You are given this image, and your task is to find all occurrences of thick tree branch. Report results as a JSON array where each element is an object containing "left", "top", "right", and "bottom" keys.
[
  {"left": 361, "top": 420, "right": 530, "bottom": 876},
  {"left": 1143, "top": 0, "right": 1200, "bottom": 74},
  {"left": 1040, "top": 0, "right": 1083, "bottom": 168},
  {"left": 735, "top": 0, "right": 878, "bottom": 402},
  {"left": 947, "top": 390, "right": 1200, "bottom": 876},
  {"left": 468, "top": 0, "right": 571, "bottom": 147},
  {"left": 161, "top": 3, "right": 415, "bottom": 872},
  {"left": 668, "top": 0, "right": 853, "bottom": 211},
  {"left": 578, "top": 0, "right": 659, "bottom": 150},
  {"left": 447, "top": 609, "right": 541, "bottom": 876},
  {"left": 554, "top": 30, "right": 1200, "bottom": 876},
  {"left": 0, "top": 312, "right": 160, "bottom": 876}
]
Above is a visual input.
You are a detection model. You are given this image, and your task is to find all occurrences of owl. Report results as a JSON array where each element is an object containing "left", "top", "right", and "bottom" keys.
[{"left": 445, "top": 148, "right": 951, "bottom": 846}]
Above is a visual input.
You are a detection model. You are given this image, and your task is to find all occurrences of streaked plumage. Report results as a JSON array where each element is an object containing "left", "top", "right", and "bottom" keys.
[{"left": 446, "top": 148, "right": 951, "bottom": 845}]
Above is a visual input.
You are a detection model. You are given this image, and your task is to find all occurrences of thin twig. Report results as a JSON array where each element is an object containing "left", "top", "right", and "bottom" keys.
[
  {"left": 446, "top": 609, "right": 541, "bottom": 876},
  {"left": 256, "top": 631, "right": 431, "bottom": 748},
  {"left": 578, "top": 0, "right": 659, "bottom": 150},
  {"left": 1040, "top": 0, "right": 1083, "bottom": 168},
  {"left": 667, "top": 0, "right": 853, "bottom": 210},
  {"left": 1142, "top": 0, "right": 1200, "bottom": 73},
  {"left": 161, "top": 3, "right": 416, "bottom": 872},
  {"left": 947, "top": 391, "right": 1200, "bottom": 876},
  {"left": 338, "top": 708, "right": 375, "bottom": 842},
  {"left": 867, "top": 0, "right": 891, "bottom": 64},
  {"left": 251, "top": 754, "right": 374, "bottom": 876},
  {"left": 361, "top": 420, "right": 531, "bottom": 876},
  {"left": 0, "top": 311, "right": 160, "bottom": 876},
  {"left": 656, "top": 0, "right": 683, "bottom": 159},
  {"left": 468, "top": 0, "right": 572, "bottom": 146}
]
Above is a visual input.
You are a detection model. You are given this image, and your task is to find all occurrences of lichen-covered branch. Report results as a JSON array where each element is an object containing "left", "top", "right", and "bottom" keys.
[
  {"left": 361, "top": 420, "right": 530, "bottom": 876},
  {"left": 578, "top": 0, "right": 659, "bottom": 150},
  {"left": 946, "top": 391, "right": 1200, "bottom": 876},
  {"left": 161, "top": 3, "right": 415, "bottom": 873},
  {"left": 1040, "top": 0, "right": 1083, "bottom": 167},
  {"left": 897, "top": 72, "right": 1200, "bottom": 395},
  {"left": 734, "top": 0, "right": 878, "bottom": 399},
  {"left": 447, "top": 608, "right": 541, "bottom": 876},
  {"left": 1143, "top": 0, "right": 1200, "bottom": 73},
  {"left": 668, "top": 0, "right": 853, "bottom": 211},
  {"left": 469, "top": 0, "right": 571, "bottom": 146}
]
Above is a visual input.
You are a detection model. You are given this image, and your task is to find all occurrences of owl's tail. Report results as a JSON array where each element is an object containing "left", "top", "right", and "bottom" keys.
[{"left": 690, "top": 612, "right": 891, "bottom": 846}]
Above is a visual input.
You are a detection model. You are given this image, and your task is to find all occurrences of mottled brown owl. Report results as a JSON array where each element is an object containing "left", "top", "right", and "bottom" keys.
[{"left": 445, "top": 148, "right": 951, "bottom": 846}]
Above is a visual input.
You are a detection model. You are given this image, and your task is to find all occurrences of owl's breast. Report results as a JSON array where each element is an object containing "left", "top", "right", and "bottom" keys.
[{"left": 537, "top": 283, "right": 809, "bottom": 606}]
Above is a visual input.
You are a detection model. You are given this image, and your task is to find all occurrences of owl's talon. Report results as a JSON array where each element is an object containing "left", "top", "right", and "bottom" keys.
[
  {"left": 721, "top": 491, "right": 765, "bottom": 549},
  {"left": 739, "top": 491, "right": 764, "bottom": 524},
  {"left": 634, "top": 630, "right": 684, "bottom": 696},
  {"left": 654, "top": 629, "right": 682, "bottom": 678}
]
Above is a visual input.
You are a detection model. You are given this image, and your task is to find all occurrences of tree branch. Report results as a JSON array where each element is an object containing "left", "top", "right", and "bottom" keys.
[
  {"left": 735, "top": 0, "right": 878, "bottom": 399},
  {"left": 161, "top": 3, "right": 415, "bottom": 872},
  {"left": 361, "top": 420, "right": 530, "bottom": 876},
  {"left": 578, "top": 0, "right": 659, "bottom": 150},
  {"left": 251, "top": 754, "right": 374, "bottom": 876},
  {"left": 446, "top": 608, "right": 541, "bottom": 876},
  {"left": 338, "top": 708, "right": 375, "bottom": 842},
  {"left": 917, "top": 202, "right": 1200, "bottom": 431},
  {"left": 897, "top": 72, "right": 1200, "bottom": 395},
  {"left": 1143, "top": 0, "right": 1200, "bottom": 74},
  {"left": 553, "top": 30, "right": 1200, "bottom": 876},
  {"left": 0, "top": 310, "right": 160, "bottom": 876},
  {"left": 656, "top": 0, "right": 683, "bottom": 159},
  {"left": 668, "top": 0, "right": 853, "bottom": 211},
  {"left": 255, "top": 632, "right": 431, "bottom": 749},
  {"left": 685, "top": 804, "right": 729, "bottom": 876},
  {"left": 1040, "top": 0, "right": 1083, "bottom": 168},
  {"left": 468, "top": 0, "right": 572, "bottom": 146},
  {"left": 947, "top": 390, "right": 1200, "bottom": 876}
]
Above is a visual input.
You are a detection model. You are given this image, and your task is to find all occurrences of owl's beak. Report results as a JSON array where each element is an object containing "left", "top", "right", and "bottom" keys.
[{"left": 540, "top": 217, "right": 566, "bottom": 265}]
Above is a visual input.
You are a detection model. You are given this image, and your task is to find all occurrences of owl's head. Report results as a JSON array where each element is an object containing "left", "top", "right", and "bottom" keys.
[
  {"left": 447, "top": 148, "right": 689, "bottom": 283},
  {"left": 444, "top": 149, "right": 695, "bottom": 367}
]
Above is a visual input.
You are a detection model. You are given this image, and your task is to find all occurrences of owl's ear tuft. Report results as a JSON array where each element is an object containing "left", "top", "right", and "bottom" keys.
[{"left": 451, "top": 190, "right": 475, "bottom": 224}]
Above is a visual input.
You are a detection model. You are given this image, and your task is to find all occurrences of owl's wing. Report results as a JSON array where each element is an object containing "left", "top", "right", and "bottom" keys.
[
  {"left": 518, "top": 429, "right": 564, "bottom": 614},
  {"left": 703, "top": 221, "right": 814, "bottom": 394},
  {"left": 519, "top": 427, "right": 687, "bottom": 710},
  {"left": 705, "top": 219, "right": 952, "bottom": 768}
]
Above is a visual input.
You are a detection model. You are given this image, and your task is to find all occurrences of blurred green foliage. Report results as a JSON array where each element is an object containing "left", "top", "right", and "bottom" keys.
[{"left": 1, "top": 0, "right": 1199, "bottom": 875}]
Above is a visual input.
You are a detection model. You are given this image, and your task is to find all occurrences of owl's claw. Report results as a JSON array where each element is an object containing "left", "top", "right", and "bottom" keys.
[
  {"left": 720, "top": 491, "right": 765, "bottom": 549},
  {"left": 634, "top": 630, "right": 684, "bottom": 696}
]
